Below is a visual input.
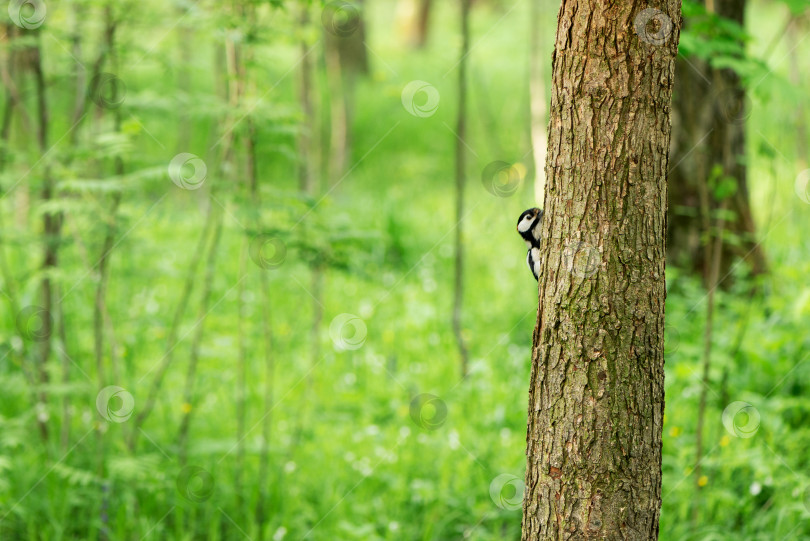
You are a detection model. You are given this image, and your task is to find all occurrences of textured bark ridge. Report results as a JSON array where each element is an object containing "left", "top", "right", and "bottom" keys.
[{"left": 521, "top": 2, "right": 681, "bottom": 539}]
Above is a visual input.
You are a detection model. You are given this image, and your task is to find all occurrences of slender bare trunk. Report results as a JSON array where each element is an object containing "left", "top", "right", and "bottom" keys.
[
  {"left": 129, "top": 215, "right": 212, "bottom": 450},
  {"left": 325, "top": 45, "right": 348, "bottom": 184},
  {"left": 693, "top": 200, "right": 724, "bottom": 524},
  {"left": 0, "top": 31, "right": 43, "bottom": 423},
  {"left": 415, "top": 0, "right": 433, "bottom": 48},
  {"left": 235, "top": 239, "right": 248, "bottom": 512},
  {"left": 255, "top": 260, "right": 276, "bottom": 527},
  {"left": 324, "top": 0, "right": 368, "bottom": 185},
  {"left": 56, "top": 289, "right": 71, "bottom": 451},
  {"left": 291, "top": 263, "right": 323, "bottom": 451},
  {"left": 0, "top": 25, "right": 34, "bottom": 136},
  {"left": 291, "top": 8, "right": 325, "bottom": 449},
  {"left": 176, "top": 8, "right": 193, "bottom": 152},
  {"left": 787, "top": 18, "right": 808, "bottom": 169},
  {"left": 32, "top": 32, "right": 53, "bottom": 442},
  {"left": 177, "top": 205, "right": 224, "bottom": 466},
  {"left": 298, "top": 5, "right": 316, "bottom": 193},
  {"left": 69, "top": 4, "right": 85, "bottom": 132},
  {"left": 452, "top": 0, "right": 471, "bottom": 378},
  {"left": 93, "top": 9, "right": 121, "bottom": 394},
  {"left": 528, "top": 0, "right": 547, "bottom": 206},
  {"left": 0, "top": 22, "right": 14, "bottom": 169}
]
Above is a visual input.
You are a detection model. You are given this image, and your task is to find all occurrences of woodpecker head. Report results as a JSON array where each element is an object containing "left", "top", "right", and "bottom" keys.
[{"left": 516, "top": 207, "right": 543, "bottom": 248}]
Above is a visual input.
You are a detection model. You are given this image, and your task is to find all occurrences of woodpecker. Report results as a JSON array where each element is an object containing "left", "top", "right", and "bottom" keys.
[{"left": 516, "top": 207, "right": 543, "bottom": 280}]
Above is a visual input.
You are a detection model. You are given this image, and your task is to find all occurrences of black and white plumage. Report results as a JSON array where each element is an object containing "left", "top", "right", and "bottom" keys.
[
  {"left": 516, "top": 207, "right": 543, "bottom": 280},
  {"left": 526, "top": 245, "right": 541, "bottom": 281}
]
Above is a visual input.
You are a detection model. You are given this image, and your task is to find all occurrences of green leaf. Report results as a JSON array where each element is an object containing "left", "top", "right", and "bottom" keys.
[{"left": 714, "top": 175, "right": 738, "bottom": 200}]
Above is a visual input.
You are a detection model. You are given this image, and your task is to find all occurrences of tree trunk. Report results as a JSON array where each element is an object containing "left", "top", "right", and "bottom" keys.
[
  {"left": 528, "top": 0, "right": 548, "bottom": 206},
  {"left": 452, "top": 0, "right": 471, "bottom": 378},
  {"left": 787, "top": 16, "right": 808, "bottom": 170},
  {"left": 298, "top": 5, "right": 317, "bottom": 194},
  {"left": 32, "top": 31, "right": 54, "bottom": 442},
  {"left": 667, "top": 0, "right": 766, "bottom": 283},
  {"left": 415, "top": 0, "right": 433, "bottom": 48},
  {"left": 521, "top": 2, "right": 680, "bottom": 539},
  {"left": 324, "top": 0, "right": 368, "bottom": 184}
]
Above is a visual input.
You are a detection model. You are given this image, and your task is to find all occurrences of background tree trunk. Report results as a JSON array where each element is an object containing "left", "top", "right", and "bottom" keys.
[
  {"left": 452, "top": 0, "right": 471, "bottom": 378},
  {"left": 324, "top": 0, "right": 369, "bottom": 184},
  {"left": 414, "top": 0, "right": 433, "bottom": 48},
  {"left": 528, "top": 0, "right": 548, "bottom": 207},
  {"left": 787, "top": 15, "right": 808, "bottom": 170},
  {"left": 521, "top": 1, "right": 680, "bottom": 538},
  {"left": 297, "top": 4, "right": 317, "bottom": 194},
  {"left": 32, "top": 31, "right": 54, "bottom": 443},
  {"left": 668, "top": 0, "right": 766, "bottom": 283}
]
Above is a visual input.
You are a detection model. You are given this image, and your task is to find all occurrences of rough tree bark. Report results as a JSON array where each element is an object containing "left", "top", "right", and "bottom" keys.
[
  {"left": 668, "top": 0, "right": 766, "bottom": 283},
  {"left": 521, "top": 1, "right": 680, "bottom": 539}
]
